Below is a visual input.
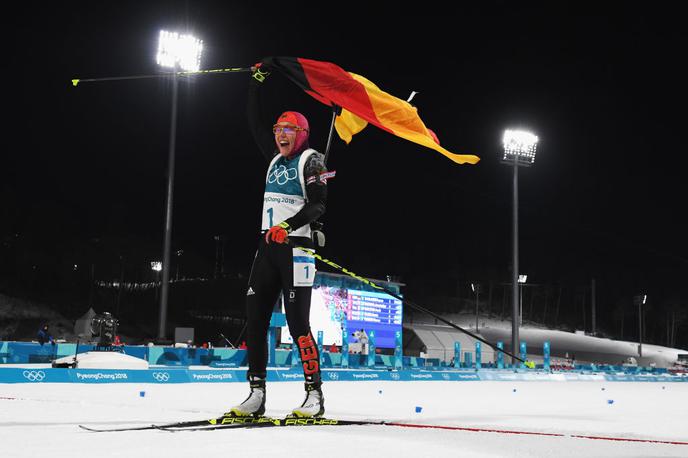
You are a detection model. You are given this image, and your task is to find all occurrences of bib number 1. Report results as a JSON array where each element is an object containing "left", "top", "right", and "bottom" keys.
[
  {"left": 267, "top": 208, "right": 274, "bottom": 227},
  {"left": 292, "top": 248, "right": 316, "bottom": 287}
]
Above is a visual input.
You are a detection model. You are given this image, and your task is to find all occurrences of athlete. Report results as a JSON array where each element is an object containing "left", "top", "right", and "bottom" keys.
[{"left": 229, "top": 63, "right": 328, "bottom": 418}]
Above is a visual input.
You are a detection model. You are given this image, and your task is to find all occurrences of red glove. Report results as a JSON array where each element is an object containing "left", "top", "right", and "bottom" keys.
[{"left": 265, "top": 222, "right": 291, "bottom": 244}]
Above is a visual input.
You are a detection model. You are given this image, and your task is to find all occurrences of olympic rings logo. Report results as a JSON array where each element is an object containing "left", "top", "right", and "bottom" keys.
[
  {"left": 152, "top": 372, "right": 170, "bottom": 382},
  {"left": 326, "top": 372, "right": 339, "bottom": 380},
  {"left": 22, "top": 370, "right": 46, "bottom": 382},
  {"left": 268, "top": 165, "right": 297, "bottom": 185},
  {"left": 390, "top": 372, "right": 401, "bottom": 380},
  {"left": 442, "top": 373, "right": 450, "bottom": 380}
]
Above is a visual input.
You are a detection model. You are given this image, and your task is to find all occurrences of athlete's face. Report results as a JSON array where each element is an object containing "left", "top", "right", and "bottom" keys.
[{"left": 273, "top": 122, "right": 302, "bottom": 157}]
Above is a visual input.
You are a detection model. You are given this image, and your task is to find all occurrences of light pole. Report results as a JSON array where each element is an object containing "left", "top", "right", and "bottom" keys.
[
  {"left": 502, "top": 129, "right": 538, "bottom": 364},
  {"left": 633, "top": 294, "right": 647, "bottom": 358},
  {"left": 471, "top": 283, "right": 482, "bottom": 331},
  {"left": 116, "top": 255, "right": 124, "bottom": 316},
  {"left": 155, "top": 30, "right": 203, "bottom": 340},
  {"left": 175, "top": 249, "right": 184, "bottom": 281},
  {"left": 151, "top": 261, "right": 162, "bottom": 307},
  {"left": 518, "top": 274, "right": 528, "bottom": 326}
]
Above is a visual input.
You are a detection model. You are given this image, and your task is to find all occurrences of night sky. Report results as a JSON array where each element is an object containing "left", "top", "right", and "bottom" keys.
[{"left": 4, "top": 3, "right": 687, "bottom": 337}]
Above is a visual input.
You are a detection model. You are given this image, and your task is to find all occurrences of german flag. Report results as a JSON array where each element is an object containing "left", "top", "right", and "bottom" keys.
[{"left": 264, "top": 57, "right": 479, "bottom": 165}]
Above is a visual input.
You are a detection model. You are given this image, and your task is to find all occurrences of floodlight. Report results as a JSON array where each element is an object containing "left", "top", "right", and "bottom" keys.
[
  {"left": 633, "top": 294, "right": 647, "bottom": 306},
  {"left": 633, "top": 294, "right": 647, "bottom": 358},
  {"left": 502, "top": 130, "right": 539, "bottom": 165},
  {"left": 501, "top": 128, "right": 539, "bottom": 364},
  {"left": 151, "top": 261, "right": 162, "bottom": 272},
  {"left": 471, "top": 283, "right": 481, "bottom": 331},
  {"left": 156, "top": 30, "right": 203, "bottom": 72},
  {"left": 155, "top": 29, "right": 203, "bottom": 340}
]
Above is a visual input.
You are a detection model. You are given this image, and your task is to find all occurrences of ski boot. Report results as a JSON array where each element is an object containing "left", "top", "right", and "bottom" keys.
[
  {"left": 291, "top": 383, "right": 325, "bottom": 418},
  {"left": 227, "top": 376, "right": 266, "bottom": 417}
]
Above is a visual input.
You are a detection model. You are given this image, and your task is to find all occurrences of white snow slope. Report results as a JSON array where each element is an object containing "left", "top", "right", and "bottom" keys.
[{"left": 1, "top": 380, "right": 686, "bottom": 458}]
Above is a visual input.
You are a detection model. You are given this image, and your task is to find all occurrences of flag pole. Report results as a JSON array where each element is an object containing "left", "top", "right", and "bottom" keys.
[
  {"left": 310, "top": 104, "right": 341, "bottom": 244},
  {"left": 323, "top": 104, "right": 341, "bottom": 166}
]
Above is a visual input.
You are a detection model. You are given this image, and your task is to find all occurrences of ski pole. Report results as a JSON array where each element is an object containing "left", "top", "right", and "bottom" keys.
[
  {"left": 289, "top": 242, "right": 532, "bottom": 366},
  {"left": 71, "top": 67, "right": 252, "bottom": 87},
  {"left": 219, "top": 333, "right": 235, "bottom": 348},
  {"left": 73, "top": 338, "right": 80, "bottom": 368}
]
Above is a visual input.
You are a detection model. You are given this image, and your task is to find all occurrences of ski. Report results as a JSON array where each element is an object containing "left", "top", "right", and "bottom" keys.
[
  {"left": 79, "top": 416, "right": 384, "bottom": 432},
  {"left": 78, "top": 414, "right": 278, "bottom": 432},
  {"left": 159, "top": 417, "right": 386, "bottom": 431}
]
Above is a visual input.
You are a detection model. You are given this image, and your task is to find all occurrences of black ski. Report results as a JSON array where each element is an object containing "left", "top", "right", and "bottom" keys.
[
  {"left": 78, "top": 414, "right": 277, "bottom": 432},
  {"left": 79, "top": 416, "right": 384, "bottom": 432},
  {"left": 160, "top": 417, "right": 387, "bottom": 431}
]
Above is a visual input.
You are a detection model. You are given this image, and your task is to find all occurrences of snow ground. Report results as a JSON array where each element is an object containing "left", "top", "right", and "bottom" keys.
[{"left": 1, "top": 380, "right": 687, "bottom": 458}]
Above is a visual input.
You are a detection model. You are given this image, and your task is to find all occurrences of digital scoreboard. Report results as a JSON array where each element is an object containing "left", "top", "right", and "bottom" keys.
[{"left": 280, "top": 273, "right": 403, "bottom": 348}]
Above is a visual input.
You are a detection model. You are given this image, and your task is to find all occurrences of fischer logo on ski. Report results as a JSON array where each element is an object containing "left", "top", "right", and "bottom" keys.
[
  {"left": 210, "top": 416, "right": 281, "bottom": 426},
  {"left": 283, "top": 418, "right": 340, "bottom": 426}
]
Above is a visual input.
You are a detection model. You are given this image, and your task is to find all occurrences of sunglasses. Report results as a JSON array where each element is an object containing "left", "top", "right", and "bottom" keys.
[{"left": 273, "top": 125, "right": 308, "bottom": 135}]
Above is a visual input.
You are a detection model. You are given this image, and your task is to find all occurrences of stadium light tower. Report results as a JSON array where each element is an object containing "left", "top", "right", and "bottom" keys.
[
  {"left": 471, "top": 283, "right": 482, "bottom": 331},
  {"left": 634, "top": 294, "right": 647, "bottom": 358},
  {"left": 502, "top": 129, "right": 538, "bottom": 365},
  {"left": 155, "top": 30, "right": 203, "bottom": 340},
  {"left": 518, "top": 274, "right": 528, "bottom": 326}
]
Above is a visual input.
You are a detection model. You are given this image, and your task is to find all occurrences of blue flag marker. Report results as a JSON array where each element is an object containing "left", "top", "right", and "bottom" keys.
[
  {"left": 475, "top": 341, "right": 482, "bottom": 369},
  {"left": 317, "top": 330, "right": 324, "bottom": 366},
  {"left": 520, "top": 341, "right": 527, "bottom": 369},
  {"left": 543, "top": 341, "right": 550, "bottom": 371}
]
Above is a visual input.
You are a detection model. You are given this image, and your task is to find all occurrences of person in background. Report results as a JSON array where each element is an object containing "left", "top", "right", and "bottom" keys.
[
  {"left": 354, "top": 329, "right": 369, "bottom": 355},
  {"left": 37, "top": 324, "right": 54, "bottom": 346}
]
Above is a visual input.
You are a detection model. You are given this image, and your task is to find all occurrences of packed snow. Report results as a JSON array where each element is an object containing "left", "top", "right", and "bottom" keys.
[{"left": 1, "top": 378, "right": 686, "bottom": 457}]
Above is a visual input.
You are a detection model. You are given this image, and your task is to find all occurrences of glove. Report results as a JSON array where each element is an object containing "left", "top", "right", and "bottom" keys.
[
  {"left": 265, "top": 222, "right": 291, "bottom": 244},
  {"left": 251, "top": 61, "right": 271, "bottom": 83}
]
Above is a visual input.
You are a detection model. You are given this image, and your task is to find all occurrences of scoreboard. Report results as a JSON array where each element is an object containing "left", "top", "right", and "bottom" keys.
[{"left": 280, "top": 273, "right": 403, "bottom": 348}]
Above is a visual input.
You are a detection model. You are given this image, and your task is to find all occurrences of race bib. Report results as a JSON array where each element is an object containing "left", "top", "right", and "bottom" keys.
[{"left": 293, "top": 248, "right": 316, "bottom": 287}]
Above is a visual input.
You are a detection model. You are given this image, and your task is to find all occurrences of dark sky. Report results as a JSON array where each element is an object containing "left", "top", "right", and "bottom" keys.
[{"left": 4, "top": 2, "right": 687, "bottom": 312}]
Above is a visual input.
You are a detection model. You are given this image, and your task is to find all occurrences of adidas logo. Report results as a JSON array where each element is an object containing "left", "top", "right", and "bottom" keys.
[{"left": 247, "top": 287, "right": 255, "bottom": 296}]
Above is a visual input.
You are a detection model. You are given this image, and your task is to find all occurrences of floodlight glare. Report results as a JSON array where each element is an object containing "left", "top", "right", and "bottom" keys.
[
  {"left": 502, "top": 130, "right": 539, "bottom": 164},
  {"left": 151, "top": 261, "right": 162, "bottom": 272},
  {"left": 518, "top": 274, "right": 528, "bottom": 283},
  {"left": 156, "top": 30, "right": 203, "bottom": 72}
]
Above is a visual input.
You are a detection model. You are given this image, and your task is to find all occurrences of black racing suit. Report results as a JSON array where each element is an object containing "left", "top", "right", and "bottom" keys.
[{"left": 244, "top": 78, "right": 327, "bottom": 386}]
